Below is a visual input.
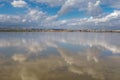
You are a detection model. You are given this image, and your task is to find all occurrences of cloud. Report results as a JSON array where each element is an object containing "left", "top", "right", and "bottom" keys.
[
  {"left": 32, "top": 0, "right": 120, "bottom": 9},
  {"left": 0, "top": 9, "right": 47, "bottom": 27},
  {"left": 56, "top": 0, "right": 103, "bottom": 17},
  {"left": 50, "top": 10, "right": 120, "bottom": 30},
  {"left": 87, "top": 0, "right": 102, "bottom": 16},
  {"left": 32, "top": 0, "right": 102, "bottom": 16},
  {"left": 11, "top": 0, "right": 27, "bottom": 8},
  {"left": 58, "top": 0, "right": 76, "bottom": 15},
  {"left": 111, "top": 1, "right": 120, "bottom": 9},
  {"left": 0, "top": 10, "right": 120, "bottom": 30},
  {"left": 101, "top": 0, "right": 120, "bottom": 9},
  {"left": 31, "top": 0, "right": 120, "bottom": 17},
  {"left": 31, "top": 0, "right": 66, "bottom": 7},
  {"left": 25, "top": 9, "right": 46, "bottom": 22}
]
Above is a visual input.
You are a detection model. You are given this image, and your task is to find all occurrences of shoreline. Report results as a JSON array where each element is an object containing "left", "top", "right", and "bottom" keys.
[{"left": 0, "top": 29, "right": 120, "bottom": 33}]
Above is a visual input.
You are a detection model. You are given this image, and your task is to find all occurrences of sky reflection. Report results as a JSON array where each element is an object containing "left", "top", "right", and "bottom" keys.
[{"left": 0, "top": 32, "right": 120, "bottom": 80}]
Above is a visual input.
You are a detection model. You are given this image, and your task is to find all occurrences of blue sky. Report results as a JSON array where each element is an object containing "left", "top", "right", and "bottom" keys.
[{"left": 0, "top": 0, "right": 120, "bottom": 30}]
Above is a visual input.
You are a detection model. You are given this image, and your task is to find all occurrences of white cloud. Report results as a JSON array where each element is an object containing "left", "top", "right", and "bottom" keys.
[
  {"left": 26, "top": 9, "right": 46, "bottom": 22},
  {"left": 0, "top": 7, "right": 120, "bottom": 30},
  {"left": 45, "top": 10, "right": 120, "bottom": 30},
  {"left": 11, "top": 0, "right": 27, "bottom": 8},
  {"left": 32, "top": 0, "right": 102, "bottom": 16},
  {"left": 87, "top": 1, "right": 102, "bottom": 16},
  {"left": 0, "top": 9, "right": 47, "bottom": 27},
  {"left": 58, "top": 0, "right": 76, "bottom": 15},
  {"left": 31, "top": 0, "right": 66, "bottom": 7},
  {"left": 57, "top": 0, "right": 103, "bottom": 16},
  {"left": 32, "top": 0, "right": 120, "bottom": 9},
  {"left": 31, "top": 0, "right": 120, "bottom": 17},
  {"left": 101, "top": 0, "right": 120, "bottom": 9}
]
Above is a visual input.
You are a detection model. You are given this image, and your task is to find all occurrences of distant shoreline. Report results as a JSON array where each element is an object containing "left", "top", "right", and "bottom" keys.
[{"left": 0, "top": 29, "right": 120, "bottom": 33}]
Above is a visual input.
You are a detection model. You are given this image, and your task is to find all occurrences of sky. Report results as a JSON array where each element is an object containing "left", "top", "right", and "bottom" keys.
[{"left": 0, "top": 0, "right": 120, "bottom": 30}]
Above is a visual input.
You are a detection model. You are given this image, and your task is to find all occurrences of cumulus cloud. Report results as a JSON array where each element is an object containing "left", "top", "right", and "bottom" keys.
[
  {"left": 101, "top": 0, "right": 120, "bottom": 9},
  {"left": 32, "top": 0, "right": 102, "bottom": 16},
  {"left": 32, "top": 0, "right": 120, "bottom": 9},
  {"left": 0, "top": 10, "right": 120, "bottom": 30},
  {"left": 49, "top": 0, "right": 102, "bottom": 18},
  {"left": 50, "top": 10, "right": 120, "bottom": 30},
  {"left": 87, "top": 0, "right": 102, "bottom": 16},
  {"left": 45, "top": 15, "right": 58, "bottom": 21},
  {"left": 31, "top": 0, "right": 65, "bottom": 7},
  {"left": 11, "top": 0, "right": 27, "bottom": 8},
  {"left": 31, "top": 0, "right": 120, "bottom": 16},
  {"left": 0, "top": 9, "right": 47, "bottom": 27},
  {"left": 111, "top": 1, "right": 120, "bottom": 9},
  {"left": 0, "top": 0, "right": 120, "bottom": 30},
  {"left": 58, "top": 0, "right": 76, "bottom": 15},
  {"left": 26, "top": 9, "right": 46, "bottom": 22}
]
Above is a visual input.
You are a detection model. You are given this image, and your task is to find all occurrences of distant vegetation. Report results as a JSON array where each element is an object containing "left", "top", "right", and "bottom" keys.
[{"left": 0, "top": 28, "right": 120, "bottom": 33}]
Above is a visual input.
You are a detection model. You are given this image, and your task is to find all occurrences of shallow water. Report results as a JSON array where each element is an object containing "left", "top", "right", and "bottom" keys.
[{"left": 0, "top": 32, "right": 120, "bottom": 80}]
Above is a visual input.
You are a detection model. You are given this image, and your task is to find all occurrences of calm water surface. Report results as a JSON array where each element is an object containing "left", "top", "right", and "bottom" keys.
[{"left": 0, "top": 32, "right": 120, "bottom": 80}]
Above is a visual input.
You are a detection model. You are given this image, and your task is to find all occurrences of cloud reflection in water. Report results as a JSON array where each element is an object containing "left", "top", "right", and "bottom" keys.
[{"left": 0, "top": 32, "right": 120, "bottom": 80}]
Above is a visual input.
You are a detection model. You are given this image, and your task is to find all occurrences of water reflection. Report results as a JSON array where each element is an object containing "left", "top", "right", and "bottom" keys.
[{"left": 0, "top": 32, "right": 120, "bottom": 80}]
